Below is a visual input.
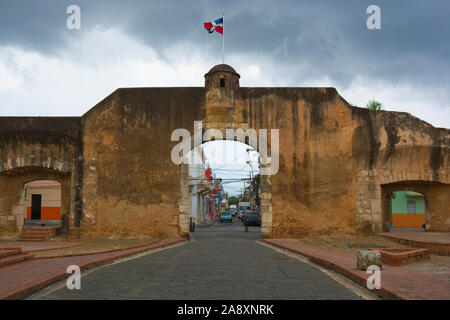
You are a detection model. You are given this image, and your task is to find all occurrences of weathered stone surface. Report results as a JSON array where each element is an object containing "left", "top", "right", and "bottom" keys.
[
  {"left": 0, "top": 64, "right": 449, "bottom": 238},
  {"left": 357, "top": 250, "right": 382, "bottom": 271}
]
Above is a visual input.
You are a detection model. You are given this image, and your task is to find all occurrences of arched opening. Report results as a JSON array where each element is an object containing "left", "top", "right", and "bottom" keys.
[
  {"left": 23, "top": 180, "right": 62, "bottom": 227},
  {"left": 388, "top": 190, "right": 426, "bottom": 230},
  {"left": 381, "top": 181, "right": 450, "bottom": 232},
  {"left": 182, "top": 140, "right": 262, "bottom": 237},
  {"left": 0, "top": 167, "right": 72, "bottom": 235}
]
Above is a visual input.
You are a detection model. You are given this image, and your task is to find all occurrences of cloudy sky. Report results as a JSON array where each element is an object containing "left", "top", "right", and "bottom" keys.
[
  {"left": 0, "top": 0, "right": 449, "bottom": 127},
  {"left": 187, "top": 140, "right": 259, "bottom": 196},
  {"left": 202, "top": 141, "right": 260, "bottom": 196}
]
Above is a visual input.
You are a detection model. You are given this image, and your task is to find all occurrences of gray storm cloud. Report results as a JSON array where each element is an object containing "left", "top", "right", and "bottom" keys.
[{"left": 0, "top": 0, "right": 449, "bottom": 126}]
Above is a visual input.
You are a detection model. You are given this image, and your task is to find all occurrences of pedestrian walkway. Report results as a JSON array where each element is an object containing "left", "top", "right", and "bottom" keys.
[
  {"left": 0, "top": 238, "right": 185, "bottom": 299},
  {"left": 264, "top": 239, "right": 450, "bottom": 300}
]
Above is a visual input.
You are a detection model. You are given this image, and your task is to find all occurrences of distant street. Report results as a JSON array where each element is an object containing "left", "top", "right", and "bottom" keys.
[{"left": 36, "top": 218, "right": 362, "bottom": 299}]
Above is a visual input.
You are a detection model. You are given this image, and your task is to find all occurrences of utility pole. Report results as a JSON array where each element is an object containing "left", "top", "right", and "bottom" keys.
[{"left": 247, "top": 148, "right": 256, "bottom": 209}]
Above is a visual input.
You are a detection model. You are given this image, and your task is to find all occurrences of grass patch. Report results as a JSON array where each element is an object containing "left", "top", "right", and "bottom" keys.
[
  {"left": 32, "top": 238, "right": 155, "bottom": 258},
  {"left": 299, "top": 234, "right": 408, "bottom": 252}
]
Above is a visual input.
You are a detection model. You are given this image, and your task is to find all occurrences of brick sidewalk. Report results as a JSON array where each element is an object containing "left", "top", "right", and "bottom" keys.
[
  {"left": 0, "top": 238, "right": 186, "bottom": 300},
  {"left": 264, "top": 239, "right": 450, "bottom": 300}
]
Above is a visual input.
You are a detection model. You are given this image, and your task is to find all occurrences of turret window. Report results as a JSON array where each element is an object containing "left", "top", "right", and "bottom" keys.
[{"left": 204, "top": 64, "right": 240, "bottom": 89}]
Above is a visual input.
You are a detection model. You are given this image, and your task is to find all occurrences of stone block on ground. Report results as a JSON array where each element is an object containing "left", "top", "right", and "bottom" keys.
[{"left": 357, "top": 250, "right": 382, "bottom": 270}]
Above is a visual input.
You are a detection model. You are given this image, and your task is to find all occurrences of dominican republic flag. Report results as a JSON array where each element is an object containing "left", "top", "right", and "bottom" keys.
[{"left": 204, "top": 17, "right": 223, "bottom": 34}]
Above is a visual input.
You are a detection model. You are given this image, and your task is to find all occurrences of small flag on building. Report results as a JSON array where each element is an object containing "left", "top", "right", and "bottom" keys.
[
  {"left": 203, "top": 14, "right": 225, "bottom": 64},
  {"left": 203, "top": 17, "right": 223, "bottom": 34}
]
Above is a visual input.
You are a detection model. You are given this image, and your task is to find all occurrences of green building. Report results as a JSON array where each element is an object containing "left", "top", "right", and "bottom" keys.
[{"left": 390, "top": 191, "right": 425, "bottom": 228}]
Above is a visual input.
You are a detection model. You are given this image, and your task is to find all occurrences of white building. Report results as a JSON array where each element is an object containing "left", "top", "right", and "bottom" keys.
[{"left": 188, "top": 146, "right": 213, "bottom": 223}]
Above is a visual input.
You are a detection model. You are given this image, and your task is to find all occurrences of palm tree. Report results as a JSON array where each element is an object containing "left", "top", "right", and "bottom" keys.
[{"left": 366, "top": 99, "right": 383, "bottom": 110}]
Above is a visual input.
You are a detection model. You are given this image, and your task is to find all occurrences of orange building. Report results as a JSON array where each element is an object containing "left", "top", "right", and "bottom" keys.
[{"left": 25, "top": 180, "right": 61, "bottom": 221}]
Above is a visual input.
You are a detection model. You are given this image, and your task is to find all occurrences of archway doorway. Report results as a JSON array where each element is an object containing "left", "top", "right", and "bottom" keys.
[
  {"left": 388, "top": 190, "right": 426, "bottom": 230},
  {"left": 24, "top": 180, "right": 62, "bottom": 227},
  {"left": 0, "top": 167, "right": 72, "bottom": 235},
  {"left": 381, "top": 181, "right": 450, "bottom": 232},
  {"left": 184, "top": 140, "right": 262, "bottom": 236}
]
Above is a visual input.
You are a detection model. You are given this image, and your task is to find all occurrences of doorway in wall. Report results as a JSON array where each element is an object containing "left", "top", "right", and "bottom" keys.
[
  {"left": 31, "top": 194, "right": 42, "bottom": 220},
  {"left": 185, "top": 140, "right": 261, "bottom": 236},
  {"left": 25, "top": 180, "right": 62, "bottom": 222},
  {"left": 389, "top": 190, "right": 425, "bottom": 229}
]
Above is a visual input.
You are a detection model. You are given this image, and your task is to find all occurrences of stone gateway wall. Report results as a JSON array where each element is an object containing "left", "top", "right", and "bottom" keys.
[
  {"left": 0, "top": 117, "right": 82, "bottom": 234},
  {"left": 80, "top": 88, "right": 205, "bottom": 238},
  {"left": 352, "top": 110, "right": 450, "bottom": 232},
  {"left": 235, "top": 87, "right": 356, "bottom": 237},
  {"left": 0, "top": 64, "right": 448, "bottom": 238}
]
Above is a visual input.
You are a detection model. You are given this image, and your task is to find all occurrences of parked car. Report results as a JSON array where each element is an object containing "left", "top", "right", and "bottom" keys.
[
  {"left": 220, "top": 211, "right": 233, "bottom": 223},
  {"left": 243, "top": 211, "right": 261, "bottom": 226}
]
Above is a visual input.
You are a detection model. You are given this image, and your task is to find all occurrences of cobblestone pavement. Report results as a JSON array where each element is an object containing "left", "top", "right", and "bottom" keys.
[{"left": 37, "top": 219, "right": 362, "bottom": 300}]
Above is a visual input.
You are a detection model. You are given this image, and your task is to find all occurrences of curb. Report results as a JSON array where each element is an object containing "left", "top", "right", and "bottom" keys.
[
  {"left": 262, "top": 239, "right": 406, "bottom": 300},
  {"left": 378, "top": 234, "right": 450, "bottom": 256},
  {"left": 1, "top": 238, "right": 187, "bottom": 300}
]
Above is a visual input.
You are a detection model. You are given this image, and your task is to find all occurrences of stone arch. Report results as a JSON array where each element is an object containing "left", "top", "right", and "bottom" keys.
[
  {"left": 0, "top": 166, "right": 72, "bottom": 235},
  {"left": 177, "top": 63, "right": 277, "bottom": 238},
  {"left": 0, "top": 128, "right": 79, "bottom": 173},
  {"left": 355, "top": 168, "right": 450, "bottom": 233},
  {"left": 178, "top": 130, "right": 274, "bottom": 238},
  {"left": 380, "top": 180, "right": 449, "bottom": 232},
  {"left": 377, "top": 169, "right": 450, "bottom": 186},
  {"left": 0, "top": 118, "right": 82, "bottom": 236}
]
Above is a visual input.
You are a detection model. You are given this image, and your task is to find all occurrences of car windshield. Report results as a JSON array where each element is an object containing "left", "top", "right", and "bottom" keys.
[{"left": 222, "top": 212, "right": 231, "bottom": 216}]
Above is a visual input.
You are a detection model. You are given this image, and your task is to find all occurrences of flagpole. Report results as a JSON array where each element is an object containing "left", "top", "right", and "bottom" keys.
[{"left": 222, "top": 12, "right": 225, "bottom": 64}]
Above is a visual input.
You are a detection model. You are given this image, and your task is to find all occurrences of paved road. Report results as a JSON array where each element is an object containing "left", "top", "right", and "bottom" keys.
[{"left": 37, "top": 218, "right": 362, "bottom": 299}]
